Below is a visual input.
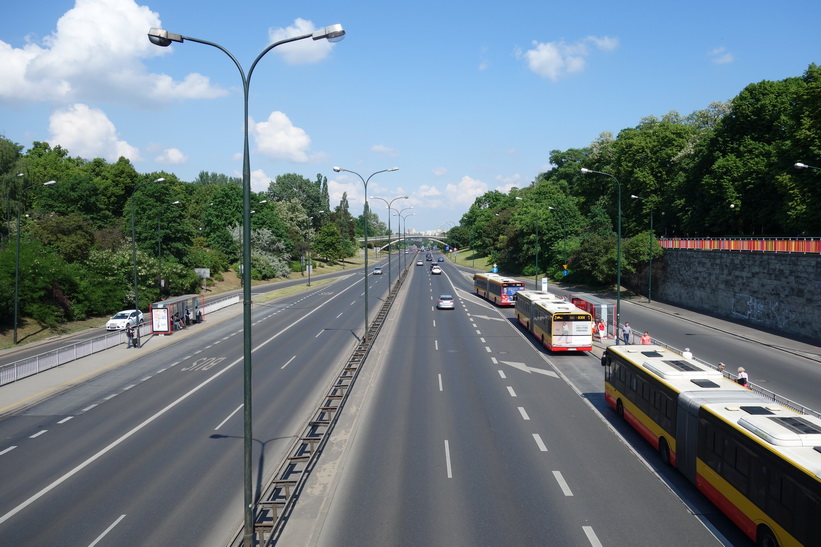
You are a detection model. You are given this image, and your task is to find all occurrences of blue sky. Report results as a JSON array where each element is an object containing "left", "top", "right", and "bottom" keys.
[{"left": 2, "top": 0, "right": 819, "bottom": 233}]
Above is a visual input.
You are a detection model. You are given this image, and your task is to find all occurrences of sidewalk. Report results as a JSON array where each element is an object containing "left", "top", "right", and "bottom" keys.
[{"left": 0, "top": 305, "right": 242, "bottom": 418}]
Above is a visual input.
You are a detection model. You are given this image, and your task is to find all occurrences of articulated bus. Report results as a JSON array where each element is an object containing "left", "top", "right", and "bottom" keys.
[
  {"left": 529, "top": 300, "right": 593, "bottom": 351},
  {"left": 473, "top": 272, "right": 525, "bottom": 306},
  {"left": 602, "top": 344, "right": 821, "bottom": 547}
]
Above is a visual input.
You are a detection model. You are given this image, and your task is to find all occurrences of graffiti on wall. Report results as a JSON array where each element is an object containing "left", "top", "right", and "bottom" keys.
[{"left": 731, "top": 293, "right": 795, "bottom": 330}]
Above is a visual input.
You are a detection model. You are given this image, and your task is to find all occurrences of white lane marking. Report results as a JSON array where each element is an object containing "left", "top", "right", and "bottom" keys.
[
  {"left": 583, "top": 526, "right": 603, "bottom": 547},
  {"left": 438, "top": 374, "right": 443, "bottom": 392},
  {"left": 122, "top": 384, "right": 136, "bottom": 391},
  {"left": 498, "top": 370, "right": 506, "bottom": 379},
  {"left": 485, "top": 346, "right": 492, "bottom": 353},
  {"left": 29, "top": 430, "right": 48, "bottom": 439},
  {"left": 475, "top": 329, "right": 481, "bottom": 335},
  {"left": 553, "top": 470, "right": 573, "bottom": 496},
  {"left": 57, "top": 417, "right": 73, "bottom": 424},
  {"left": 281, "top": 356, "right": 296, "bottom": 369},
  {"left": 433, "top": 320, "right": 436, "bottom": 328},
  {"left": 0, "top": 353, "right": 238, "bottom": 526},
  {"left": 435, "top": 340, "right": 439, "bottom": 351},
  {"left": 533, "top": 434, "right": 548, "bottom": 452},
  {"left": 315, "top": 330, "right": 323, "bottom": 338},
  {"left": 82, "top": 404, "right": 98, "bottom": 412},
  {"left": 491, "top": 357, "right": 498, "bottom": 364},
  {"left": 444, "top": 440, "right": 453, "bottom": 478},
  {"left": 480, "top": 337, "right": 486, "bottom": 343},
  {"left": 0, "top": 446, "right": 17, "bottom": 456},
  {"left": 139, "top": 376, "right": 152, "bottom": 383},
  {"left": 336, "top": 312, "right": 343, "bottom": 319},
  {"left": 507, "top": 386, "right": 517, "bottom": 397},
  {"left": 89, "top": 514, "right": 126, "bottom": 547},
  {"left": 215, "top": 404, "right": 243, "bottom": 431},
  {"left": 518, "top": 407, "right": 530, "bottom": 420},
  {"left": 104, "top": 393, "right": 117, "bottom": 401}
]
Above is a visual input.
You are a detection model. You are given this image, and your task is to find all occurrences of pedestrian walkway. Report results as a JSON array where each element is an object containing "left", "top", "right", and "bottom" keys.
[{"left": 0, "top": 305, "right": 242, "bottom": 418}]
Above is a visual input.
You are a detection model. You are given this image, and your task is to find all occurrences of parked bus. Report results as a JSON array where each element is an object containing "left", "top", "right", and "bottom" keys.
[
  {"left": 602, "top": 344, "right": 821, "bottom": 547},
  {"left": 530, "top": 300, "right": 593, "bottom": 351},
  {"left": 514, "top": 290, "right": 563, "bottom": 330},
  {"left": 473, "top": 272, "right": 525, "bottom": 306}
]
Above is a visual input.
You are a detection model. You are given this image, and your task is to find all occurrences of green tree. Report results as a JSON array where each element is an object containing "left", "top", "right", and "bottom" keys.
[{"left": 313, "top": 223, "right": 345, "bottom": 264}]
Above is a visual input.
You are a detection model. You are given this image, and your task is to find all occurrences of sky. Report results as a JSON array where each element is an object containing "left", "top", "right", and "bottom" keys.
[{"left": 2, "top": 0, "right": 820, "bottom": 233}]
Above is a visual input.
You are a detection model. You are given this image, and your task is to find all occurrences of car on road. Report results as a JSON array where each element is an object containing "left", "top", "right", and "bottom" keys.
[
  {"left": 437, "top": 295, "right": 455, "bottom": 309},
  {"left": 373, "top": 266, "right": 383, "bottom": 275},
  {"left": 416, "top": 260, "right": 424, "bottom": 266},
  {"left": 426, "top": 256, "right": 433, "bottom": 261},
  {"left": 106, "top": 309, "right": 144, "bottom": 331},
  {"left": 431, "top": 265, "right": 442, "bottom": 275},
  {"left": 437, "top": 256, "right": 445, "bottom": 262}
]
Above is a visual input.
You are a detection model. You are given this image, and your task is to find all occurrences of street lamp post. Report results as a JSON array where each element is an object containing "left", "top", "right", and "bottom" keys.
[
  {"left": 581, "top": 168, "right": 622, "bottom": 343},
  {"left": 515, "top": 196, "right": 539, "bottom": 290},
  {"left": 333, "top": 166, "right": 398, "bottom": 343},
  {"left": 13, "top": 177, "right": 56, "bottom": 344},
  {"left": 157, "top": 200, "right": 181, "bottom": 295},
  {"left": 631, "top": 194, "right": 654, "bottom": 303},
  {"left": 149, "top": 23, "right": 345, "bottom": 547},
  {"left": 130, "top": 178, "right": 165, "bottom": 321},
  {"left": 548, "top": 206, "right": 568, "bottom": 278},
  {"left": 396, "top": 206, "right": 413, "bottom": 270},
  {"left": 370, "top": 195, "right": 408, "bottom": 289}
]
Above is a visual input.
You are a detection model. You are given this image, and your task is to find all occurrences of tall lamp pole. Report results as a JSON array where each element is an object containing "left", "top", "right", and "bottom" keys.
[
  {"left": 13, "top": 177, "right": 56, "bottom": 344},
  {"left": 130, "top": 178, "right": 165, "bottom": 320},
  {"left": 148, "top": 23, "right": 345, "bottom": 547},
  {"left": 370, "top": 195, "right": 407, "bottom": 289},
  {"left": 396, "top": 206, "right": 413, "bottom": 270},
  {"left": 515, "top": 196, "right": 539, "bottom": 290},
  {"left": 631, "top": 194, "right": 654, "bottom": 303},
  {"left": 548, "top": 206, "right": 568, "bottom": 277},
  {"left": 333, "top": 166, "right": 398, "bottom": 343},
  {"left": 581, "top": 168, "right": 622, "bottom": 343}
]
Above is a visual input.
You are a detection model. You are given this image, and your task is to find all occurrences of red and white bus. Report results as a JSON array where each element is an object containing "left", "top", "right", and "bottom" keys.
[
  {"left": 473, "top": 273, "right": 524, "bottom": 306},
  {"left": 602, "top": 344, "right": 821, "bottom": 547}
]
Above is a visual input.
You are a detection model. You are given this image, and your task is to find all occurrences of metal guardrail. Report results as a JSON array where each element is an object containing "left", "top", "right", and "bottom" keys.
[
  {"left": 236, "top": 265, "right": 410, "bottom": 546},
  {"left": 659, "top": 237, "right": 821, "bottom": 253},
  {"left": 0, "top": 294, "right": 240, "bottom": 387}
]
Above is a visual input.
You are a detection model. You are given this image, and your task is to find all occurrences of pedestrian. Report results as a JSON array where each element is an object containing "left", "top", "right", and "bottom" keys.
[
  {"left": 596, "top": 319, "right": 606, "bottom": 340},
  {"left": 125, "top": 324, "right": 133, "bottom": 348},
  {"left": 184, "top": 307, "right": 191, "bottom": 326},
  {"left": 622, "top": 322, "right": 632, "bottom": 344},
  {"left": 133, "top": 325, "right": 140, "bottom": 348},
  {"left": 640, "top": 331, "right": 651, "bottom": 344},
  {"left": 682, "top": 347, "right": 693, "bottom": 359},
  {"left": 196, "top": 307, "right": 202, "bottom": 324},
  {"left": 717, "top": 362, "right": 725, "bottom": 374},
  {"left": 737, "top": 367, "right": 749, "bottom": 386}
]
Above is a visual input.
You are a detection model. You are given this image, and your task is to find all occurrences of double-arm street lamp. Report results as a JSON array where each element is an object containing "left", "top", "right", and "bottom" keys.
[
  {"left": 370, "top": 195, "right": 407, "bottom": 288},
  {"left": 130, "top": 177, "right": 165, "bottom": 320},
  {"left": 631, "top": 194, "right": 654, "bottom": 303},
  {"left": 395, "top": 206, "right": 414, "bottom": 269},
  {"left": 13, "top": 176, "right": 57, "bottom": 344},
  {"left": 580, "top": 168, "right": 622, "bottom": 343},
  {"left": 333, "top": 166, "right": 398, "bottom": 343},
  {"left": 148, "top": 23, "right": 345, "bottom": 547}
]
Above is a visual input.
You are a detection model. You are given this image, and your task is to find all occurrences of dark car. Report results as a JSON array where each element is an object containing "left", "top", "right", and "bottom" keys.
[{"left": 437, "top": 256, "right": 445, "bottom": 262}]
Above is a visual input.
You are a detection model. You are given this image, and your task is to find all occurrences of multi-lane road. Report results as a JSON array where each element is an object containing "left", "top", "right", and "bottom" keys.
[{"left": 1, "top": 250, "right": 817, "bottom": 545}]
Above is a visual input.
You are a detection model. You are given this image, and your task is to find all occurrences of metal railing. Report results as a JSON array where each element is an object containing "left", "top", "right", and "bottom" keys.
[
  {"left": 659, "top": 237, "right": 821, "bottom": 253},
  {"left": 0, "top": 294, "right": 240, "bottom": 387}
]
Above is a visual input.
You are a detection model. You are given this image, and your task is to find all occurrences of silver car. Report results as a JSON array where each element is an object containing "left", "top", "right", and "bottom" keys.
[{"left": 437, "top": 295, "right": 455, "bottom": 309}]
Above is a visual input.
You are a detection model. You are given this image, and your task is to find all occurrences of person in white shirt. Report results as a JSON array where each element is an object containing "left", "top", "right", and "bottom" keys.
[{"left": 682, "top": 347, "right": 693, "bottom": 359}]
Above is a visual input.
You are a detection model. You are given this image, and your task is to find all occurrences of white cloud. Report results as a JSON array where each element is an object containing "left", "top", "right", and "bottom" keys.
[
  {"left": 516, "top": 35, "right": 619, "bottom": 81},
  {"left": 48, "top": 103, "right": 141, "bottom": 162},
  {"left": 328, "top": 177, "right": 363, "bottom": 212},
  {"left": 0, "top": 0, "right": 225, "bottom": 104},
  {"left": 445, "top": 176, "right": 488, "bottom": 206},
  {"left": 709, "top": 46, "right": 734, "bottom": 64},
  {"left": 268, "top": 18, "right": 339, "bottom": 64},
  {"left": 250, "top": 169, "right": 272, "bottom": 193},
  {"left": 155, "top": 147, "right": 187, "bottom": 165},
  {"left": 432, "top": 167, "right": 448, "bottom": 176},
  {"left": 250, "top": 111, "right": 312, "bottom": 162},
  {"left": 418, "top": 184, "right": 441, "bottom": 197},
  {"left": 496, "top": 173, "right": 522, "bottom": 186},
  {"left": 371, "top": 144, "right": 399, "bottom": 156}
]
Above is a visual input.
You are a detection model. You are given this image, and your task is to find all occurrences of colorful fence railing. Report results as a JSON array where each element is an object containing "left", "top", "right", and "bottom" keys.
[{"left": 659, "top": 237, "right": 821, "bottom": 254}]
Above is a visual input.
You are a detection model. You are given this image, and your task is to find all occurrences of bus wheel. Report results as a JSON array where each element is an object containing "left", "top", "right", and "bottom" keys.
[
  {"left": 659, "top": 437, "right": 671, "bottom": 466},
  {"left": 756, "top": 526, "right": 778, "bottom": 547},
  {"left": 616, "top": 399, "right": 624, "bottom": 419}
]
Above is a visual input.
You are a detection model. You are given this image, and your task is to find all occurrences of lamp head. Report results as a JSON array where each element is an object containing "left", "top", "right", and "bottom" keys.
[
  {"left": 333, "top": 166, "right": 342, "bottom": 173},
  {"left": 387, "top": 167, "right": 399, "bottom": 172},
  {"left": 43, "top": 181, "right": 57, "bottom": 186},
  {"left": 148, "top": 28, "right": 183, "bottom": 47},
  {"left": 794, "top": 162, "right": 808, "bottom": 169},
  {"left": 580, "top": 168, "right": 592, "bottom": 174},
  {"left": 154, "top": 177, "right": 166, "bottom": 183},
  {"left": 312, "top": 24, "right": 346, "bottom": 43}
]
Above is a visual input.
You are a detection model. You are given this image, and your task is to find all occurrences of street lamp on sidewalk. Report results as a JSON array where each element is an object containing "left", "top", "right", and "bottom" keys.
[
  {"left": 581, "top": 168, "right": 622, "bottom": 342},
  {"left": 370, "top": 195, "right": 407, "bottom": 289},
  {"left": 396, "top": 206, "right": 413, "bottom": 270},
  {"left": 631, "top": 194, "right": 654, "bottom": 303},
  {"left": 131, "top": 177, "right": 165, "bottom": 318},
  {"left": 13, "top": 177, "right": 57, "bottom": 344},
  {"left": 149, "top": 23, "right": 345, "bottom": 547},
  {"left": 333, "top": 166, "right": 398, "bottom": 343}
]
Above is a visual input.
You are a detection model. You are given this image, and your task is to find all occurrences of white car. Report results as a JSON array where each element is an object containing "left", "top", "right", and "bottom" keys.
[
  {"left": 437, "top": 295, "right": 455, "bottom": 309},
  {"left": 416, "top": 260, "right": 424, "bottom": 266},
  {"left": 373, "top": 266, "right": 383, "bottom": 275},
  {"left": 431, "top": 265, "right": 442, "bottom": 275},
  {"left": 106, "top": 309, "right": 144, "bottom": 331}
]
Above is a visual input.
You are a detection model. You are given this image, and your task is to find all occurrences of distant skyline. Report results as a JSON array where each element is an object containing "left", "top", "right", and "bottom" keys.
[{"left": 2, "top": 0, "right": 819, "bottom": 232}]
